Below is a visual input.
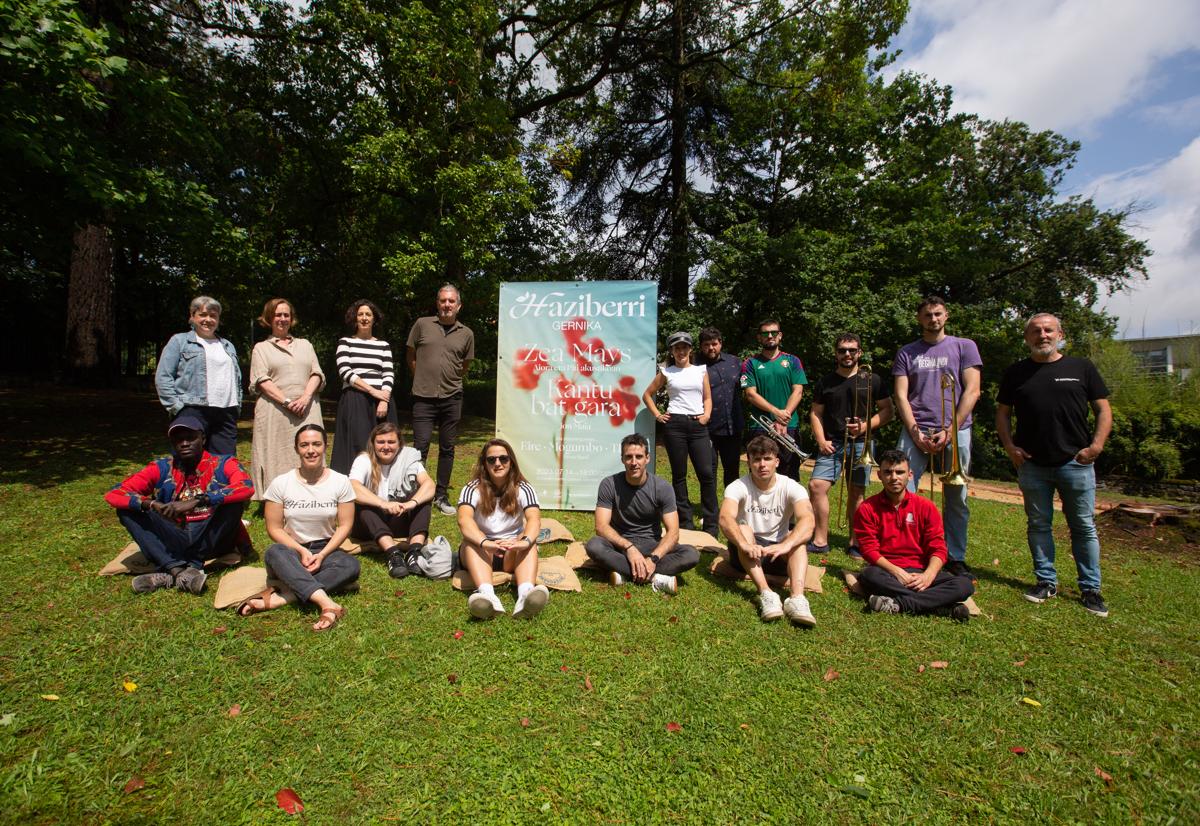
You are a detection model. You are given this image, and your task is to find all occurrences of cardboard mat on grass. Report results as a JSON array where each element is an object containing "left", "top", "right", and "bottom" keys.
[
  {"left": 99, "top": 519, "right": 254, "bottom": 576},
  {"left": 450, "top": 555, "right": 581, "bottom": 592},
  {"left": 708, "top": 552, "right": 825, "bottom": 593}
]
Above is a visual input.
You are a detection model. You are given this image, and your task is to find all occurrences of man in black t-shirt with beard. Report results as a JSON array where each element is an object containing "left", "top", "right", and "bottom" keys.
[{"left": 997, "top": 313, "right": 1112, "bottom": 617}]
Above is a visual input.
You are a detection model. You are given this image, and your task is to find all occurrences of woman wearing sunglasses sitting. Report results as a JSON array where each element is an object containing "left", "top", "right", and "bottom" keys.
[{"left": 456, "top": 439, "right": 548, "bottom": 620}]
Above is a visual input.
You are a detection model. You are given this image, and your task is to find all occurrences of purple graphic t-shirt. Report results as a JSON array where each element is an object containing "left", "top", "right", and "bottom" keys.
[{"left": 892, "top": 336, "right": 983, "bottom": 429}]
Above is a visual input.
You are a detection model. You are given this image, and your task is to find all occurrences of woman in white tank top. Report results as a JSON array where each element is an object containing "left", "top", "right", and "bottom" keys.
[{"left": 641, "top": 331, "right": 718, "bottom": 535}]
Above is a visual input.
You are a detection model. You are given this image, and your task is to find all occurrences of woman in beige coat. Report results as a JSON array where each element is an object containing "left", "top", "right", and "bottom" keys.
[{"left": 249, "top": 298, "right": 325, "bottom": 498}]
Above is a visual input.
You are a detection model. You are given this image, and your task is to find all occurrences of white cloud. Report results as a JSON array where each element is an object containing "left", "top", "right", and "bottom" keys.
[
  {"left": 1140, "top": 94, "right": 1200, "bottom": 130},
  {"left": 894, "top": 0, "right": 1200, "bottom": 134},
  {"left": 1083, "top": 137, "right": 1200, "bottom": 337}
]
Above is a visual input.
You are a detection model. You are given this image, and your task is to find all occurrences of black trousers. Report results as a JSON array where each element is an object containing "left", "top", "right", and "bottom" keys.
[
  {"left": 178, "top": 405, "right": 239, "bottom": 456},
  {"left": 710, "top": 432, "right": 742, "bottom": 491},
  {"left": 661, "top": 417, "right": 717, "bottom": 534},
  {"left": 584, "top": 536, "right": 700, "bottom": 578},
  {"left": 411, "top": 393, "right": 463, "bottom": 499},
  {"left": 352, "top": 502, "right": 432, "bottom": 545},
  {"left": 858, "top": 565, "right": 975, "bottom": 614}
]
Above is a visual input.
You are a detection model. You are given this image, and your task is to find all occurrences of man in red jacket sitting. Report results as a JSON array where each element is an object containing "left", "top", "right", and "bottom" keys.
[
  {"left": 105, "top": 413, "right": 254, "bottom": 595},
  {"left": 852, "top": 449, "right": 974, "bottom": 621}
]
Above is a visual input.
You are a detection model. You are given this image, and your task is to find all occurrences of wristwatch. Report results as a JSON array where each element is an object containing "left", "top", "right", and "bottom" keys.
[{"left": 650, "top": 554, "right": 661, "bottom": 564}]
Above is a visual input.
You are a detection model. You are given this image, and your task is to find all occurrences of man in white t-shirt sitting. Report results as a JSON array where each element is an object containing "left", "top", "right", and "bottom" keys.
[{"left": 719, "top": 434, "right": 817, "bottom": 625}]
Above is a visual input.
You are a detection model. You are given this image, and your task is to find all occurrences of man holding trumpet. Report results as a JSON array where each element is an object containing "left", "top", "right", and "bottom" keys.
[
  {"left": 892, "top": 296, "right": 982, "bottom": 580},
  {"left": 807, "top": 333, "right": 893, "bottom": 559}
]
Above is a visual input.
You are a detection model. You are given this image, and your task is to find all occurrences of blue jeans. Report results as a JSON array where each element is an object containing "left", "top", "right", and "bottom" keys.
[
  {"left": 898, "top": 428, "right": 971, "bottom": 562},
  {"left": 118, "top": 503, "right": 245, "bottom": 572},
  {"left": 1017, "top": 460, "right": 1101, "bottom": 590},
  {"left": 810, "top": 440, "right": 872, "bottom": 487}
]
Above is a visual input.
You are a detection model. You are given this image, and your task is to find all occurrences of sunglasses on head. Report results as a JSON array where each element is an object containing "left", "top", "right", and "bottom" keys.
[{"left": 485, "top": 454, "right": 511, "bottom": 466}]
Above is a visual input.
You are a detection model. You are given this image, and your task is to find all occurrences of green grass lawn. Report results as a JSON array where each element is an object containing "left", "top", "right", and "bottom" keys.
[{"left": 0, "top": 389, "right": 1197, "bottom": 824}]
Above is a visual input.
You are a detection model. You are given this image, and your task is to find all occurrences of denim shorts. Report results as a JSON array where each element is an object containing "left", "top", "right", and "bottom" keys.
[{"left": 810, "top": 440, "right": 872, "bottom": 487}]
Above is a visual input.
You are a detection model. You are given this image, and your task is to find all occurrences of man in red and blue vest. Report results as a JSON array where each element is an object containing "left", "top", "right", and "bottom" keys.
[{"left": 105, "top": 413, "right": 254, "bottom": 595}]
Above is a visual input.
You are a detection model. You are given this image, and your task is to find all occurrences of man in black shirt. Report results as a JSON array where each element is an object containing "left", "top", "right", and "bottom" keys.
[
  {"left": 997, "top": 313, "right": 1112, "bottom": 617},
  {"left": 807, "top": 333, "right": 893, "bottom": 558},
  {"left": 584, "top": 433, "right": 700, "bottom": 594},
  {"left": 698, "top": 327, "right": 744, "bottom": 491}
]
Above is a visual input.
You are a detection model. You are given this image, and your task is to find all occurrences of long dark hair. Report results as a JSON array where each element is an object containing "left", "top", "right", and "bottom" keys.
[
  {"left": 470, "top": 438, "right": 527, "bottom": 517},
  {"left": 363, "top": 422, "right": 404, "bottom": 490}
]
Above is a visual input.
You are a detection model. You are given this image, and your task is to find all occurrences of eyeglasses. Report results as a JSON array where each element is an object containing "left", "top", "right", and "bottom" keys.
[
  {"left": 485, "top": 455, "right": 511, "bottom": 466},
  {"left": 836, "top": 347, "right": 859, "bottom": 354},
  {"left": 758, "top": 330, "right": 782, "bottom": 338}
]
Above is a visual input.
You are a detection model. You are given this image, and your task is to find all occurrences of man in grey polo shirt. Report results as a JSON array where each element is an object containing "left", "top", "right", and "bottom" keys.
[
  {"left": 584, "top": 433, "right": 700, "bottom": 594},
  {"left": 406, "top": 284, "right": 475, "bottom": 514}
]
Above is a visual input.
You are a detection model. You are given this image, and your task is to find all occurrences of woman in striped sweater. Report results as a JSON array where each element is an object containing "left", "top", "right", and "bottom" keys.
[{"left": 330, "top": 299, "right": 400, "bottom": 473}]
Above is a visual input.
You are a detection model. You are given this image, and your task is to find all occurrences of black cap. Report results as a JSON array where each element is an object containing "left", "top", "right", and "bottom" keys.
[{"left": 168, "top": 413, "right": 206, "bottom": 435}]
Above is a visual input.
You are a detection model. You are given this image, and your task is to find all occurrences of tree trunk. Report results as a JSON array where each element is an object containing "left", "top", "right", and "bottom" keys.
[
  {"left": 666, "top": 0, "right": 690, "bottom": 307},
  {"left": 65, "top": 222, "right": 118, "bottom": 383}
]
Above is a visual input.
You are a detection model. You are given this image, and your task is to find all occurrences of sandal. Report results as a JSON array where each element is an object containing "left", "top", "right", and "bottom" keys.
[
  {"left": 312, "top": 605, "right": 345, "bottom": 632},
  {"left": 237, "top": 587, "right": 275, "bottom": 618}
]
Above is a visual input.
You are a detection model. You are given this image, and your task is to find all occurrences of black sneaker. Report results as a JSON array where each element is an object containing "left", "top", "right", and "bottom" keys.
[
  {"left": 386, "top": 549, "right": 410, "bottom": 579},
  {"left": 1080, "top": 589, "right": 1109, "bottom": 617},
  {"left": 945, "top": 560, "right": 976, "bottom": 580},
  {"left": 1024, "top": 581, "right": 1058, "bottom": 603},
  {"left": 949, "top": 602, "right": 971, "bottom": 623},
  {"left": 868, "top": 594, "right": 901, "bottom": 614},
  {"left": 846, "top": 545, "right": 863, "bottom": 560},
  {"left": 403, "top": 545, "right": 423, "bottom": 576}
]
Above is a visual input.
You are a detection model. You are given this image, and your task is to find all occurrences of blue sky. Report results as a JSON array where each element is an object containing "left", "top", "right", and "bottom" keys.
[{"left": 888, "top": 0, "right": 1200, "bottom": 339}]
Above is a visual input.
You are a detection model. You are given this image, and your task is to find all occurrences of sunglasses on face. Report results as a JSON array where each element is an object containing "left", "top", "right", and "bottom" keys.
[
  {"left": 485, "top": 454, "right": 511, "bottom": 466},
  {"left": 758, "top": 330, "right": 782, "bottom": 338},
  {"left": 837, "top": 347, "right": 859, "bottom": 354}
]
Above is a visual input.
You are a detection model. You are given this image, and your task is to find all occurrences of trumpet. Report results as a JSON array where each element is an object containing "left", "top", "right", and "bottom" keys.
[
  {"left": 749, "top": 412, "right": 811, "bottom": 461},
  {"left": 936, "top": 373, "right": 969, "bottom": 489}
]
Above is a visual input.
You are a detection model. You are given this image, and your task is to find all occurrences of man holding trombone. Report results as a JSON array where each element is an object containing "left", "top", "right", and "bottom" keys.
[
  {"left": 740, "top": 318, "right": 808, "bottom": 481},
  {"left": 892, "top": 296, "right": 982, "bottom": 580},
  {"left": 996, "top": 314, "right": 1112, "bottom": 617},
  {"left": 807, "top": 333, "right": 893, "bottom": 558}
]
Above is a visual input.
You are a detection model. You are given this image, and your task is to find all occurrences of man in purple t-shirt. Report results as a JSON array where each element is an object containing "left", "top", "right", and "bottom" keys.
[{"left": 891, "top": 295, "right": 982, "bottom": 579}]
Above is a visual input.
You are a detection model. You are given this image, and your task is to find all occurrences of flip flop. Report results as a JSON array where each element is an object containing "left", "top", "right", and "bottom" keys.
[
  {"left": 237, "top": 587, "right": 275, "bottom": 617},
  {"left": 312, "top": 605, "right": 345, "bottom": 632}
]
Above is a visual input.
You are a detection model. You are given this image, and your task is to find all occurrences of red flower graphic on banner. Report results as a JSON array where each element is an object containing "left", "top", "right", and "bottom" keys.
[
  {"left": 512, "top": 347, "right": 551, "bottom": 390},
  {"left": 509, "top": 316, "right": 643, "bottom": 504}
]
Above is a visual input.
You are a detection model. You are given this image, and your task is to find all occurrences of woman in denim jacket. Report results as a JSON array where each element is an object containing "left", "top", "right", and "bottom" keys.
[{"left": 155, "top": 296, "right": 242, "bottom": 455}]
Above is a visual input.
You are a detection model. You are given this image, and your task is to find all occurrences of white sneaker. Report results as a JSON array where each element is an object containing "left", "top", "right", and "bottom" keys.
[
  {"left": 468, "top": 591, "right": 505, "bottom": 620},
  {"left": 651, "top": 573, "right": 677, "bottom": 595},
  {"left": 609, "top": 571, "right": 625, "bottom": 586},
  {"left": 513, "top": 584, "right": 550, "bottom": 619},
  {"left": 784, "top": 595, "right": 816, "bottom": 627},
  {"left": 759, "top": 590, "right": 783, "bottom": 621}
]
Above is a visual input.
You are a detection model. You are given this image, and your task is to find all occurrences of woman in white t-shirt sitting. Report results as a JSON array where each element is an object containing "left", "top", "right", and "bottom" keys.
[
  {"left": 641, "top": 331, "right": 718, "bottom": 535},
  {"left": 349, "top": 423, "right": 435, "bottom": 579},
  {"left": 238, "top": 423, "right": 360, "bottom": 631},
  {"left": 456, "top": 439, "right": 548, "bottom": 620}
]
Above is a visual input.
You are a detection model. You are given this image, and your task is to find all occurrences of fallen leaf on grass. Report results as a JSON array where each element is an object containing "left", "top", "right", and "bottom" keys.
[
  {"left": 520, "top": 717, "right": 530, "bottom": 728},
  {"left": 394, "top": 590, "right": 405, "bottom": 597},
  {"left": 1094, "top": 766, "right": 1114, "bottom": 786},
  {"left": 447, "top": 674, "right": 458, "bottom": 684},
  {"left": 0, "top": 714, "right": 13, "bottom": 726},
  {"left": 739, "top": 723, "right": 749, "bottom": 730},
  {"left": 227, "top": 704, "right": 241, "bottom": 718},
  {"left": 992, "top": 558, "right": 1000, "bottom": 566},
  {"left": 211, "top": 626, "right": 227, "bottom": 635},
  {"left": 1021, "top": 697, "right": 1042, "bottom": 708},
  {"left": 819, "top": 558, "right": 828, "bottom": 566},
  {"left": 559, "top": 665, "right": 569, "bottom": 673},
  {"left": 453, "top": 630, "right": 464, "bottom": 640},
  {"left": 918, "top": 665, "right": 926, "bottom": 673},
  {"left": 40, "top": 695, "right": 59, "bottom": 701},
  {"left": 930, "top": 661, "right": 948, "bottom": 669},
  {"left": 839, "top": 784, "right": 870, "bottom": 799},
  {"left": 623, "top": 591, "right": 631, "bottom": 599},
  {"left": 123, "top": 680, "right": 138, "bottom": 693},
  {"left": 822, "top": 668, "right": 840, "bottom": 682},
  {"left": 123, "top": 776, "right": 145, "bottom": 794},
  {"left": 1009, "top": 747, "right": 1027, "bottom": 755},
  {"left": 583, "top": 675, "right": 593, "bottom": 692},
  {"left": 668, "top": 615, "right": 678, "bottom": 624},
  {"left": 665, "top": 722, "right": 682, "bottom": 732},
  {"left": 1012, "top": 659, "right": 1027, "bottom": 667},
  {"left": 275, "top": 788, "right": 304, "bottom": 814}
]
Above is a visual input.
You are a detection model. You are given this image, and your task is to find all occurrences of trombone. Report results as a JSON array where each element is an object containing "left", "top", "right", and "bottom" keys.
[
  {"left": 835, "top": 367, "right": 877, "bottom": 529},
  {"left": 933, "top": 373, "right": 969, "bottom": 494},
  {"left": 748, "top": 412, "right": 811, "bottom": 461}
]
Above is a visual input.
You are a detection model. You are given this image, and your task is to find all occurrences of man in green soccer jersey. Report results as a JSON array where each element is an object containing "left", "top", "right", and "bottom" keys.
[{"left": 739, "top": 318, "right": 808, "bottom": 481}]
